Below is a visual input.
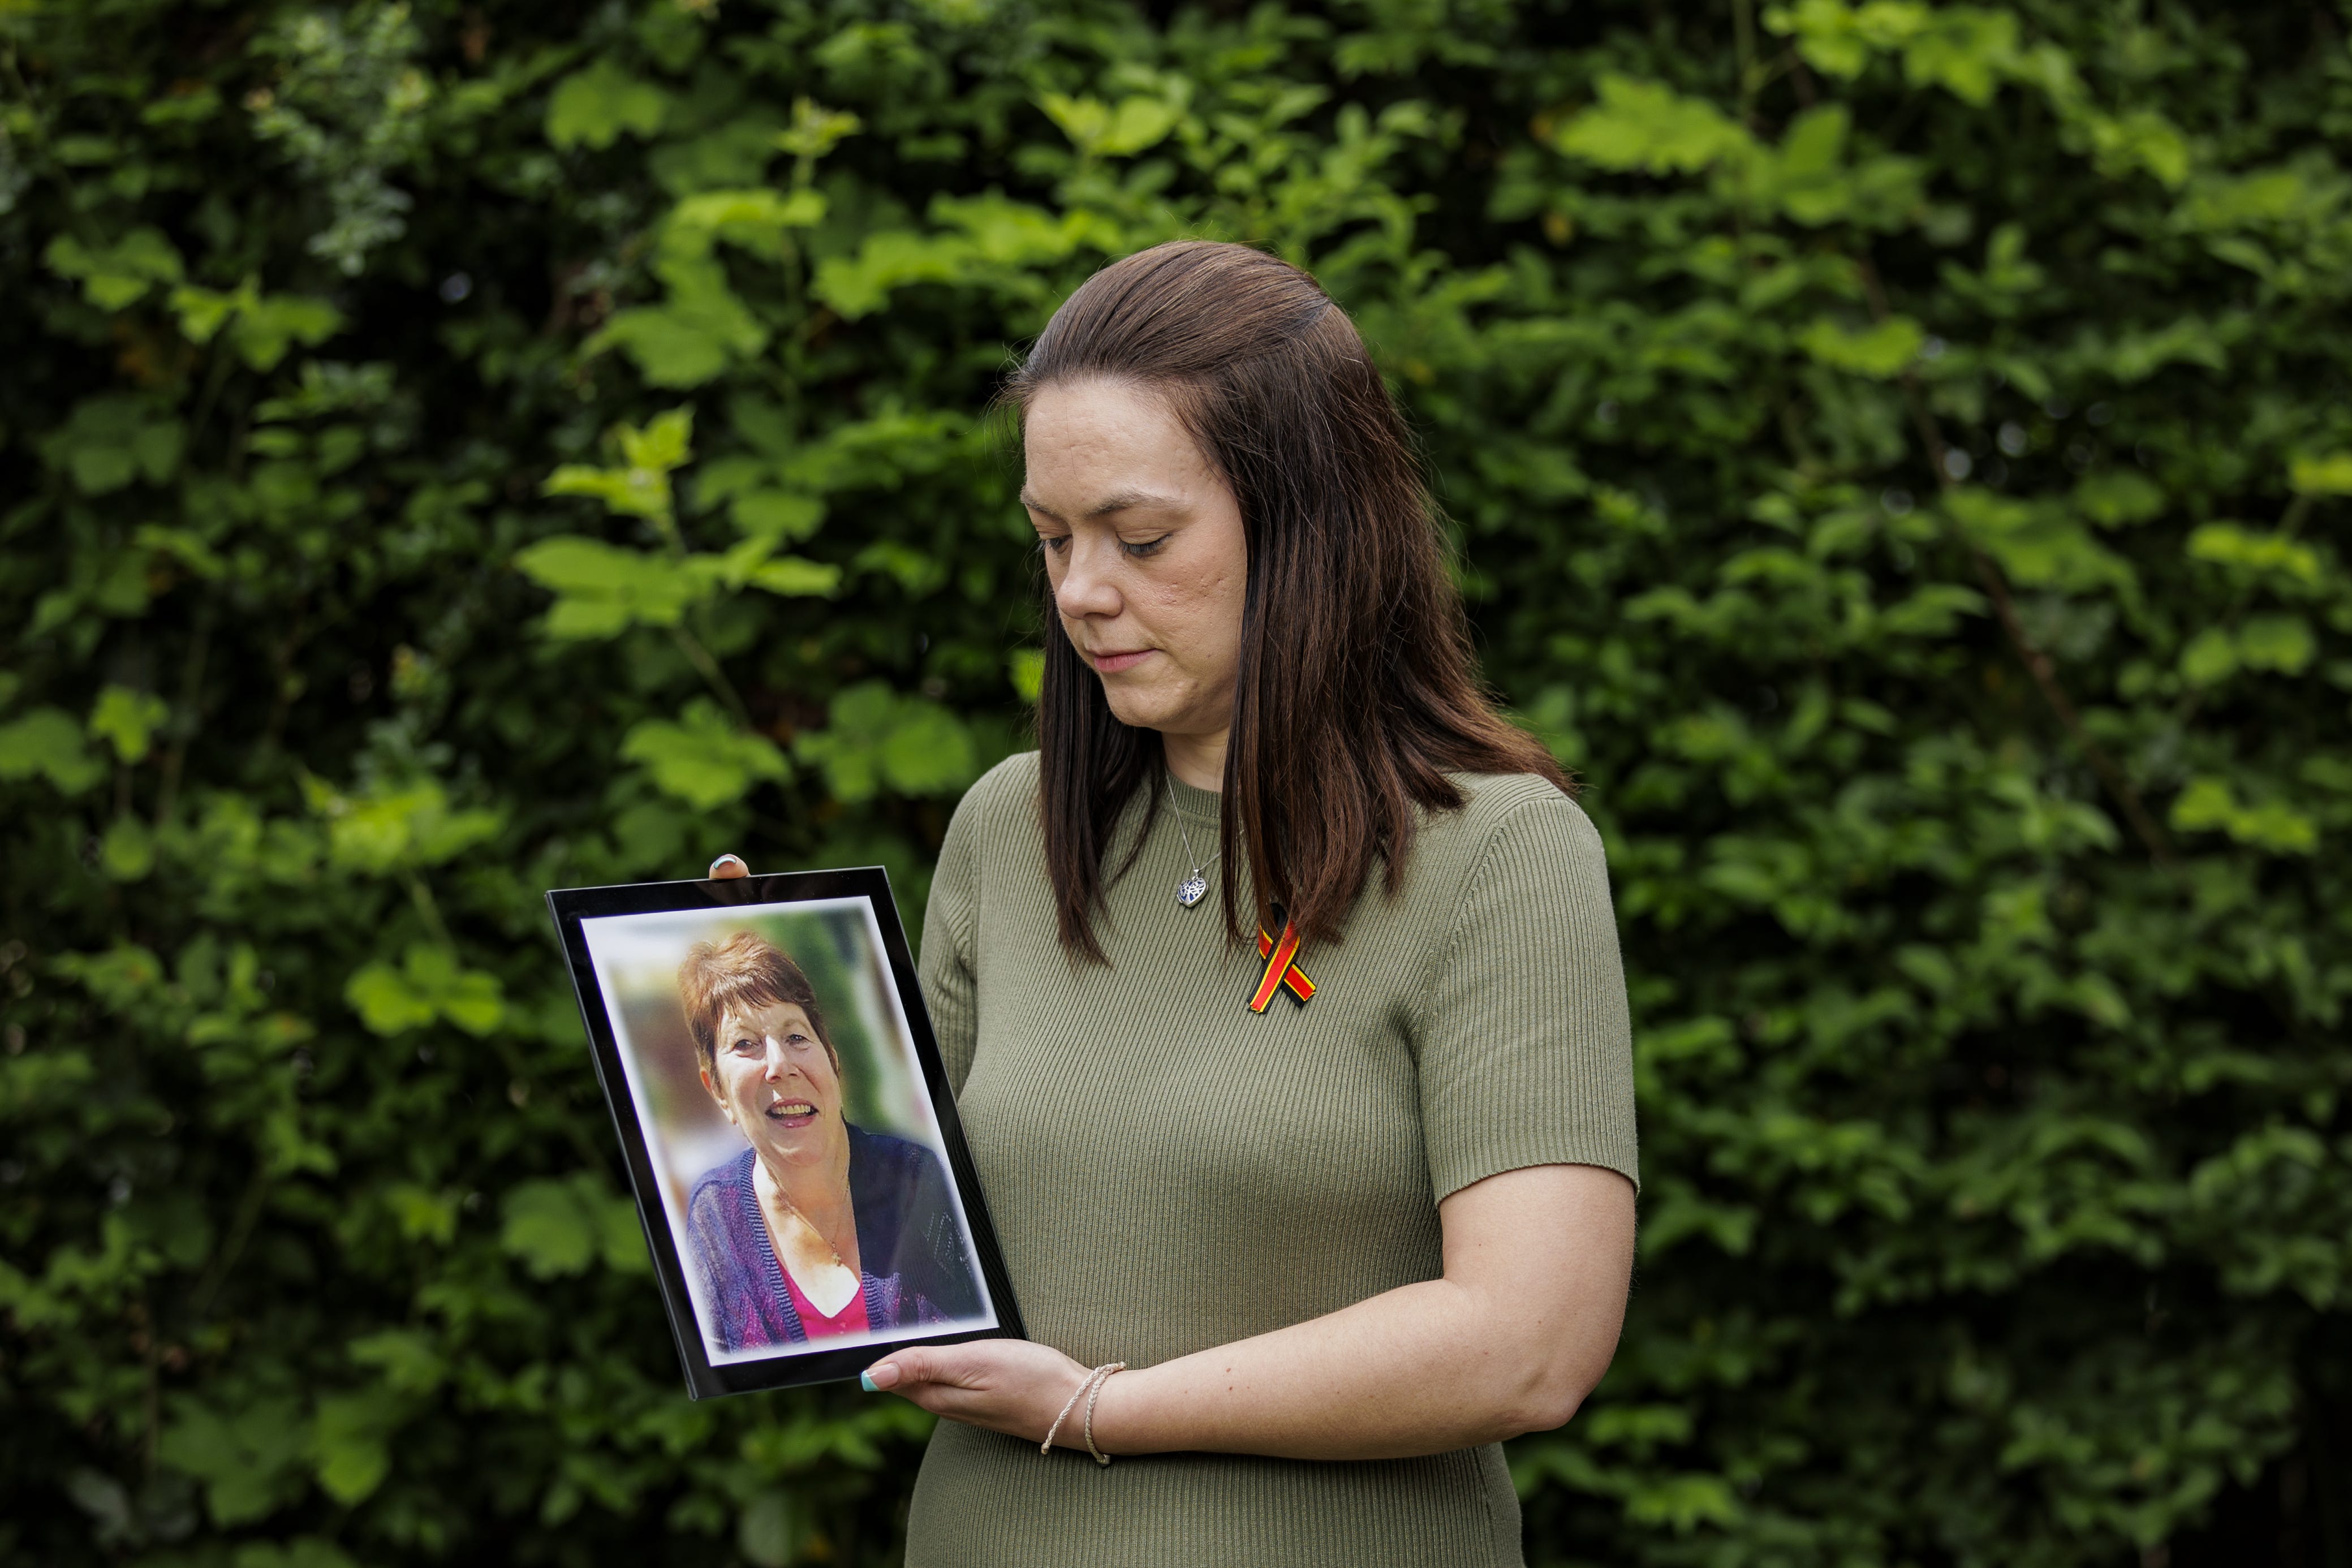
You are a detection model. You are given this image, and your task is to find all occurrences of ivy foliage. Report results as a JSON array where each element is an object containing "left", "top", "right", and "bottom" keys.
[{"left": 3, "top": 1, "right": 2349, "bottom": 1565}]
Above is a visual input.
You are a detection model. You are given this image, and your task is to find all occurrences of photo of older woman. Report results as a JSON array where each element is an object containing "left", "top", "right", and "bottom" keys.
[{"left": 677, "top": 931, "right": 981, "bottom": 1350}]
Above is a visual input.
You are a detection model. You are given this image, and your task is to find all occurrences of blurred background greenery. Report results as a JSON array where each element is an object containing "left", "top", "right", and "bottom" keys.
[{"left": 3, "top": 0, "right": 2349, "bottom": 1565}]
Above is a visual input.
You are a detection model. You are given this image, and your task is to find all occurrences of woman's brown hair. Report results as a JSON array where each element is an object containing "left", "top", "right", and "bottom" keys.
[
  {"left": 677, "top": 932, "right": 839, "bottom": 1074},
  {"left": 1007, "top": 240, "right": 1566, "bottom": 960}
]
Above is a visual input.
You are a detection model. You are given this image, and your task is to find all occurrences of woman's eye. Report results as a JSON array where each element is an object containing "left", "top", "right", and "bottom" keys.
[
  {"left": 731, "top": 1037, "right": 757, "bottom": 1055},
  {"left": 1039, "top": 534, "right": 1070, "bottom": 555},
  {"left": 1121, "top": 534, "right": 1169, "bottom": 559}
]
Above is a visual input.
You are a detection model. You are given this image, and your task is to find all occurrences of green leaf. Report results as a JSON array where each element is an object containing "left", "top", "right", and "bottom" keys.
[
  {"left": 2170, "top": 777, "right": 2318, "bottom": 854},
  {"left": 43, "top": 394, "right": 185, "bottom": 494},
  {"left": 233, "top": 1539, "right": 359, "bottom": 1568},
  {"left": 514, "top": 537, "right": 720, "bottom": 637},
  {"left": 169, "top": 278, "right": 343, "bottom": 370},
  {"left": 1797, "top": 314, "right": 1924, "bottom": 377},
  {"left": 100, "top": 816, "right": 156, "bottom": 882},
  {"left": 1947, "top": 488, "right": 2134, "bottom": 593},
  {"left": 311, "top": 1389, "right": 399, "bottom": 1504},
  {"left": 795, "top": 682, "right": 977, "bottom": 803},
  {"left": 344, "top": 943, "right": 505, "bottom": 1036},
  {"left": 1039, "top": 92, "right": 1179, "bottom": 157},
  {"left": 776, "top": 96, "right": 863, "bottom": 166},
  {"left": 739, "top": 1493, "right": 808, "bottom": 1568},
  {"left": 747, "top": 555, "right": 842, "bottom": 597},
  {"left": 233, "top": 292, "right": 345, "bottom": 371},
  {"left": 1901, "top": 7, "right": 2021, "bottom": 107},
  {"left": 89, "top": 685, "right": 169, "bottom": 763},
  {"left": 2179, "top": 626, "right": 2237, "bottom": 687},
  {"left": 2237, "top": 614, "right": 2315, "bottom": 674},
  {"left": 349, "top": 1327, "right": 447, "bottom": 1395},
  {"left": 584, "top": 305, "right": 744, "bottom": 387},
  {"left": 1763, "top": 0, "right": 1931, "bottom": 77},
  {"left": 344, "top": 960, "right": 438, "bottom": 1035},
  {"left": 2079, "top": 107, "right": 2192, "bottom": 189},
  {"left": 43, "top": 226, "right": 184, "bottom": 308},
  {"left": 2073, "top": 469, "right": 2166, "bottom": 527},
  {"left": 733, "top": 489, "right": 826, "bottom": 544},
  {"left": 811, "top": 229, "right": 973, "bottom": 320},
  {"left": 1623, "top": 1470, "right": 1745, "bottom": 1531},
  {"left": 668, "top": 186, "right": 826, "bottom": 239},
  {"left": 2186, "top": 523, "right": 2320, "bottom": 586},
  {"left": 1009, "top": 648, "right": 1045, "bottom": 703},
  {"left": 545, "top": 57, "right": 669, "bottom": 150},
  {"left": 158, "top": 1397, "right": 308, "bottom": 1526},
  {"left": 621, "top": 697, "right": 789, "bottom": 809},
  {"left": 0, "top": 708, "right": 105, "bottom": 793},
  {"left": 2289, "top": 453, "right": 2352, "bottom": 496},
  {"left": 310, "top": 778, "right": 502, "bottom": 873},
  {"left": 1556, "top": 75, "right": 1752, "bottom": 174},
  {"left": 541, "top": 408, "right": 695, "bottom": 524},
  {"left": 501, "top": 1174, "right": 637, "bottom": 1278}
]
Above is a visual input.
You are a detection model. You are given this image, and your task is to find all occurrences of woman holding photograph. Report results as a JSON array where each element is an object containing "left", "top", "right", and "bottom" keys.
[
  {"left": 714, "top": 241, "right": 1637, "bottom": 1566},
  {"left": 675, "top": 932, "right": 980, "bottom": 1350}
]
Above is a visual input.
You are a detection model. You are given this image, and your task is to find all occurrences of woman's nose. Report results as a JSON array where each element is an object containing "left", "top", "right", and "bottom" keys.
[{"left": 1055, "top": 535, "right": 1123, "bottom": 620}]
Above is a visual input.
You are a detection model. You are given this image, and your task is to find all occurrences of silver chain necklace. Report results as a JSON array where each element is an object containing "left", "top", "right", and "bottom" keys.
[{"left": 1174, "top": 815, "right": 1221, "bottom": 908}]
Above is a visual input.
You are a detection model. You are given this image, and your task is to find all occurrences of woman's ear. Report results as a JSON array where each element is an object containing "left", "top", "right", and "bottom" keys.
[{"left": 699, "top": 1061, "right": 734, "bottom": 1121}]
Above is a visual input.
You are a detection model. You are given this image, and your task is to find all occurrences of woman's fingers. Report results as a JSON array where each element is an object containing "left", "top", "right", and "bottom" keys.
[
  {"left": 860, "top": 1340, "right": 1092, "bottom": 1442},
  {"left": 863, "top": 1343, "right": 978, "bottom": 1394},
  {"left": 708, "top": 854, "right": 749, "bottom": 880}
]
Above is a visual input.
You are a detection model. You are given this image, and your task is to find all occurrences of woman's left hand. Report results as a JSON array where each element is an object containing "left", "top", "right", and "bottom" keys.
[{"left": 863, "top": 1339, "right": 1100, "bottom": 1446}]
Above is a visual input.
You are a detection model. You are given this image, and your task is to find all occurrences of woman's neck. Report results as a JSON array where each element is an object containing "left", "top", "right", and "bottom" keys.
[
  {"left": 1164, "top": 726, "right": 1228, "bottom": 792},
  {"left": 758, "top": 1139, "right": 853, "bottom": 1229}
]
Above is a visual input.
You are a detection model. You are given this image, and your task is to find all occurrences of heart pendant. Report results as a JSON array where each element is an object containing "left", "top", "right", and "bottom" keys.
[{"left": 1176, "top": 873, "right": 1208, "bottom": 908}]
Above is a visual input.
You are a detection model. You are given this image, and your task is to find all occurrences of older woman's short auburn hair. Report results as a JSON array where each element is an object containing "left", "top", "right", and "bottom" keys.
[{"left": 677, "top": 932, "right": 838, "bottom": 1074}]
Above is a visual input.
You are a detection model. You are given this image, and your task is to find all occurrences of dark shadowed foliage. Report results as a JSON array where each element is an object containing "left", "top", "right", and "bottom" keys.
[{"left": 1, "top": 2, "right": 2347, "bottom": 1566}]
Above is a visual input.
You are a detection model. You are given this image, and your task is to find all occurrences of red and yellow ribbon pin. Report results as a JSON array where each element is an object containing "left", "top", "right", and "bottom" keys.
[{"left": 1250, "top": 920, "right": 1315, "bottom": 1013}]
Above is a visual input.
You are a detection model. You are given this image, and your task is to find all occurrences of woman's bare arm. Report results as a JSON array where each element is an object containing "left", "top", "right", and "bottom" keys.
[{"left": 864, "top": 1162, "right": 1636, "bottom": 1460}]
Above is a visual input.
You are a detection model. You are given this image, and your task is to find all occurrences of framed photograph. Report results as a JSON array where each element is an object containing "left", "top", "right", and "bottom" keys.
[{"left": 545, "top": 867, "right": 1024, "bottom": 1397}]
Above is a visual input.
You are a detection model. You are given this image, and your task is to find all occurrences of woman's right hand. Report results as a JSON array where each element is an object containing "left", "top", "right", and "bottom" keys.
[{"left": 707, "top": 855, "right": 750, "bottom": 880}]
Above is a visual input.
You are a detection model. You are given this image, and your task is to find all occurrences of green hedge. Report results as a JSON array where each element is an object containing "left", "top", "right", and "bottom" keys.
[{"left": 3, "top": 1, "right": 2347, "bottom": 1563}]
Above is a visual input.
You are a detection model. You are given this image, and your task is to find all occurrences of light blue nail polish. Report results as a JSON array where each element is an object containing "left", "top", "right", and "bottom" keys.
[{"left": 859, "top": 1371, "right": 878, "bottom": 1393}]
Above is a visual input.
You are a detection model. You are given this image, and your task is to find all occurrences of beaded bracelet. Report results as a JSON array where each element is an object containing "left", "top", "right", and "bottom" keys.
[{"left": 1041, "top": 1362, "right": 1127, "bottom": 1466}]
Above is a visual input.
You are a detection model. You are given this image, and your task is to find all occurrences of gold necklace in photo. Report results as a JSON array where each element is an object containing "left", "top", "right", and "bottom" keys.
[{"left": 773, "top": 1186, "right": 847, "bottom": 1273}]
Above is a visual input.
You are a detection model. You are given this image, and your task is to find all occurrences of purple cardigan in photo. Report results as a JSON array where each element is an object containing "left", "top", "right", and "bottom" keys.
[{"left": 683, "top": 1123, "right": 981, "bottom": 1351}]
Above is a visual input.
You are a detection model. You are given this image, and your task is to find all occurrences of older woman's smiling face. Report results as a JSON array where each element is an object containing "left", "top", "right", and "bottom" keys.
[{"left": 700, "top": 999, "right": 844, "bottom": 1169}]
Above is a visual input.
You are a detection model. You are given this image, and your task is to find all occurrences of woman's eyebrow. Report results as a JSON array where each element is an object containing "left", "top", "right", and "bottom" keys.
[{"left": 1020, "top": 488, "right": 1182, "bottom": 522}]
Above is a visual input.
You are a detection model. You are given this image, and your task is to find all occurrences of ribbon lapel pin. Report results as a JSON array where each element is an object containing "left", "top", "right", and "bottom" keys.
[{"left": 1249, "top": 919, "right": 1315, "bottom": 1013}]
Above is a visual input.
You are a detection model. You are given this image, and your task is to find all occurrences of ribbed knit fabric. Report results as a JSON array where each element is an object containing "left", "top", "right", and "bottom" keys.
[{"left": 906, "top": 753, "right": 1638, "bottom": 1568}]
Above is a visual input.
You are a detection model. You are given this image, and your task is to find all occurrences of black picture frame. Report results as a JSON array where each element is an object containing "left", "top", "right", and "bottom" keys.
[{"left": 545, "top": 867, "right": 1026, "bottom": 1398}]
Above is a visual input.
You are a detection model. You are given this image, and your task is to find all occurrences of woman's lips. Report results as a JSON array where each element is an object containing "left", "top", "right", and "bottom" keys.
[
  {"left": 1088, "top": 648, "right": 1153, "bottom": 673},
  {"left": 765, "top": 1099, "right": 818, "bottom": 1129}
]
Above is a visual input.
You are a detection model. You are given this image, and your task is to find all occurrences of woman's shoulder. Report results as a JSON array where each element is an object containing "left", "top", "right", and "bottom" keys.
[
  {"left": 687, "top": 1145, "right": 757, "bottom": 1210},
  {"left": 968, "top": 749, "right": 1042, "bottom": 808},
  {"left": 1425, "top": 770, "right": 1602, "bottom": 864},
  {"left": 846, "top": 1122, "right": 947, "bottom": 1181},
  {"left": 941, "top": 751, "right": 1041, "bottom": 847}
]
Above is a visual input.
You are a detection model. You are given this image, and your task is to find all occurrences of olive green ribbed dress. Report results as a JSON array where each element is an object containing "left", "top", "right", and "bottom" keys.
[{"left": 907, "top": 753, "right": 1638, "bottom": 1568}]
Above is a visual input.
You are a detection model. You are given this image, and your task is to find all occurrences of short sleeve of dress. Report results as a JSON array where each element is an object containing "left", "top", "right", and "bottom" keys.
[
  {"left": 1414, "top": 790, "right": 1639, "bottom": 1201},
  {"left": 918, "top": 779, "right": 984, "bottom": 1095}
]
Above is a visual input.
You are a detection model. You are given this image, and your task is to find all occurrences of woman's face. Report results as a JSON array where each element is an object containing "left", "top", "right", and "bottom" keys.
[
  {"left": 700, "top": 999, "right": 844, "bottom": 1169},
  {"left": 1022, "top": 376, "right": 1249, "bottom": 747}
]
